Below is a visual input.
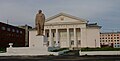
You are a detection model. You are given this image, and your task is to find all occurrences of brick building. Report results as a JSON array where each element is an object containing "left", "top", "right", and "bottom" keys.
[
  {"left": 18, "top": 25, "right": 32, "bottom": 46},
  {"left": 100, "top": 32, "right": 120, "bottom": 48},
  {"left": 0, "top": 22, "right": 25, "bottom": 48}
]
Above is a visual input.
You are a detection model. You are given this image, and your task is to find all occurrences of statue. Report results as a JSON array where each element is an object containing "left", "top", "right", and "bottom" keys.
[{"left": 35, "top": 10, "right": 45, "bottom": 35}]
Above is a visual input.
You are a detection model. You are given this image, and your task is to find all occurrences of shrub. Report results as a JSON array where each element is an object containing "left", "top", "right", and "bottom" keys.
[
  {"left": 51, "top": 48, "right": 69, "bottom": 52},
  {"left": 0, "top": 48, "right": 6, "bottom": 53},
  {"left": 81, "top": 47, "right": 120, "bottom": 51}
]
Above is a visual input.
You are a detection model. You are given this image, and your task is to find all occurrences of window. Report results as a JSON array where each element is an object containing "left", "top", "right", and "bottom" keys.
[
  {"left": 47, "top": 33, "right": 49, "bottom": 37},
  {"left": 78, "top": 40, "right": 81, "bottom": 45},
  {"left": 117, "top": 37, "right": 119, "bottom": 39},
  {"left": 71, "top": 40, "right": 74, "bottom": 45},
  {"left": 118, "top": 45, "right": 119, "bottom": 47},
  {"left": 70, "top": 32, "right": 74, "bottom": 37},
  {"left": 16, "top": 35, "right": 19, "bottom": 37},
  {"left": 111, "top": 40, "right": 113, "bottom": 42},
  {"left": 7, "top": 28, "right": 10, "bottom": 31},
  {"left": 1, "top": 27, "right": 5, "bottom": 30},
  {"left": 20, "top": 31, "right": 22, "bottom": 34},
  {"left": 53, "top": 33, "right": 55, "bottom": 37},
  {"left": 16, "top": 30, "right": 19, "bottom": 33},
  {"left": 12, "top": 29, "right": 15, "bottom": 32},
  {"left": 106, "top": 40, "right": 107, "bottom": 42},
  {"left": 117, "top": 34, "right": 119, "bottom": 36},
  {"left": 103, "top": 40, "right": 104, "bottom": 42}
]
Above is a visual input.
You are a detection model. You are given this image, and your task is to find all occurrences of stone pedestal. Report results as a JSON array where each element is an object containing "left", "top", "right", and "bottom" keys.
[
  {"left": 29, "top": 30, "right": 48, "bottom": 48},
  {"left": 6, "top": 30, "right": 49, "bottom": 55},
  {"left": 29, "top": 35, "right": 46, "bottom": 48}
]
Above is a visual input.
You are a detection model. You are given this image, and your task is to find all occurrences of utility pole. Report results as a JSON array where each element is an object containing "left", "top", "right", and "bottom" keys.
[{"left": 7, "top": 19, "right": 8, "bottom": 24}]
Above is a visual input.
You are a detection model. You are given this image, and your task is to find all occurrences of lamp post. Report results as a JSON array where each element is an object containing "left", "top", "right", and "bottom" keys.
[{"left": 95, "top": 39, "right": 96, "bottom": 48}]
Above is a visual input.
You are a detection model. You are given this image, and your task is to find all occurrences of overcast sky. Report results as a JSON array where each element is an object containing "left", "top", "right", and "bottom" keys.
[{"left": 0, "top": 0, "right": 120, "bottom": 32}]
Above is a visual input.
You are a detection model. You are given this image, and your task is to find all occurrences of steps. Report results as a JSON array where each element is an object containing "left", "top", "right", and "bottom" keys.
[{"left": 59, "top": 50, "right": 80, "bottom": 56}]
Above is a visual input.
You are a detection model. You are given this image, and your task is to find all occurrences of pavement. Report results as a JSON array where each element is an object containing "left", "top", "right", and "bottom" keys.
[{"left": 0, "top": 55, "right": 120, "bottom": 61}]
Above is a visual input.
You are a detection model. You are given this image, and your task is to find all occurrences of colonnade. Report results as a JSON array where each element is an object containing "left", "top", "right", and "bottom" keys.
[{"left": 44, "top": 28, "right": 83, "bottom": 48}]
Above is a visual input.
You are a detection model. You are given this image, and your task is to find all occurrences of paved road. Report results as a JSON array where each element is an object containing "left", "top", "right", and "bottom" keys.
[{"left": 0, "top": 56, "right": 120, "bottom": 61}]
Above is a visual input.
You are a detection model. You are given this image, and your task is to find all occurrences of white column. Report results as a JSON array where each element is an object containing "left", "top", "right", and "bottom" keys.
[
  {"left": 56, "top": 29, "right": 59, "bottom": 47},
  {"left": 67, "top": 28, "right": 70, "bottom": 47},
  {"left": 44, "top": 29, "right": 46, "bottom": 35},
  {"left": 74, "top": 28, "right": 77, "bottom": 47},
  {"left": 49, "top": 29, "right": 53, "bottom": 47}
]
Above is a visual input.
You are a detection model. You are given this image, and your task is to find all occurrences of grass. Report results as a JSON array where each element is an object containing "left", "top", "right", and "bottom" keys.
[
  {"left": 0, "top": 48, "right": 6, "bottom": 53},
  {"left": 81, "top": 47, "right": 120, "bottom": 51}
]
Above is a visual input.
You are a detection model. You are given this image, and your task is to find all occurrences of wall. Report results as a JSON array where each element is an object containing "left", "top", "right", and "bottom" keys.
[
  {"left": 80, "top": 51, "right": 120, "bottom": 55},
  {"left": 86, "top": 27, "right": 100, "bottom": 48},
  {"left": 0, "top": 22, "right": 25, "bottom": 47}
]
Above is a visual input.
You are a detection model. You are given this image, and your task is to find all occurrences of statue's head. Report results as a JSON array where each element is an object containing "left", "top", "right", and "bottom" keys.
[{"left": 38, "top": 10, "right": 42, "bottom": 14}]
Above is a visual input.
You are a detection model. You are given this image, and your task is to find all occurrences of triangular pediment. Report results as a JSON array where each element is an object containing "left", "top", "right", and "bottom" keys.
[{"left": 45, "top": 13, "right": 88, "bottom": 25}]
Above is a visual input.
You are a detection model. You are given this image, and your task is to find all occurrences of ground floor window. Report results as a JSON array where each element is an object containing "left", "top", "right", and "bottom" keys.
[
  {"left": 78, "top": 40, "right": 81, "bottom": 45},
  {"left": 71, "top": 40, "right": 74, "bottom": 45}
]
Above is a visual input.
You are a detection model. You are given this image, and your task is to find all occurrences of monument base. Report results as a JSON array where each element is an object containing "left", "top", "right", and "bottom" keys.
[
  {"left": 6, "top": 35, "right": 49, "bottom": 55},
  {"left": 0, "top": 30, "right": 58, "bottom": 56}
]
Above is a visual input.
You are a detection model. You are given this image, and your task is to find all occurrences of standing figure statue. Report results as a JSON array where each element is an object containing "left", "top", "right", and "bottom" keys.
[{"left": 35, "top": 10, "right": 45, "bottom": 35}]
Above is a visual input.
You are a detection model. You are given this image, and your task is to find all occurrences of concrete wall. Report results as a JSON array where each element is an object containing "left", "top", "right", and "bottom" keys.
[
  {"left": 86, "top": 28, "right": 100, "bottom": 48},
  {"left": 80, "top": 51, "right": 120, "bottom": 56},
  {"left": 7, "top": 47, "right": 49, "bottom": 55},
  {"left": 29, "top": 30, "right": 47, "bottom": 47}
]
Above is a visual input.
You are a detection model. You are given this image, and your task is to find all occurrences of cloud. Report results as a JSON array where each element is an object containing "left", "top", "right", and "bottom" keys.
[{"left": 0, "top": 0, "right": 120, "bottom": 31}]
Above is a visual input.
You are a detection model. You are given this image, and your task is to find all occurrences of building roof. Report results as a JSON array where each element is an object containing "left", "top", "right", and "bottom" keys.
[
  {"left": 46, "top": 12, "right": 88, "bottom": 23},
  {"left": 87, "top": 23, "right": 102, "bottom": 28},
  {"left": 18, "top": 24, "right": 32, "bottom": 29},
  {"left": 100, "top": 32, "right": 120, "bottom": 34},
  {"left": 0, "top": 22, "right": 25, "bottom": 30}
]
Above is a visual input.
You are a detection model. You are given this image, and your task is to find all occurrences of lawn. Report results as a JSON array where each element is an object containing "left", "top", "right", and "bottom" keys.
[
  {"left": 0, "top": 48, "right": 6, "bottom": 53},
  {"left": 81, "top": 47, "right": 120, "bottom": 51}
]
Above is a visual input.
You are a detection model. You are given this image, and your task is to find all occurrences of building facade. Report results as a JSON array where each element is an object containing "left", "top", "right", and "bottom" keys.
[
  {"left": 0, "top": 22, "right": 25, "bottom": 48},
  {"left": 44, "top": 13, "right": 101, "bottom": 48},
  {"left": 18, "top": 25, "right": 32, "bottom": 47},
  {"left": 100, "top": 32, "right": 120, "bottom": 48}
]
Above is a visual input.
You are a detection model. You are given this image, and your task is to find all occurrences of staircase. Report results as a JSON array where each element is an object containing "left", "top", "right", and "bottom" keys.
[
  {"left": 59, "top": 50, "right": 80, "bottom": 56},
  {"left": 48, "top": 47, "right": 80, "bottom": 56}
]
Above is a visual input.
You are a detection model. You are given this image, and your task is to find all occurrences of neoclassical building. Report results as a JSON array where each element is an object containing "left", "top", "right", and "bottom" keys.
[{"left": 44, "top": 13, "right": 101, "bottom": 48}]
